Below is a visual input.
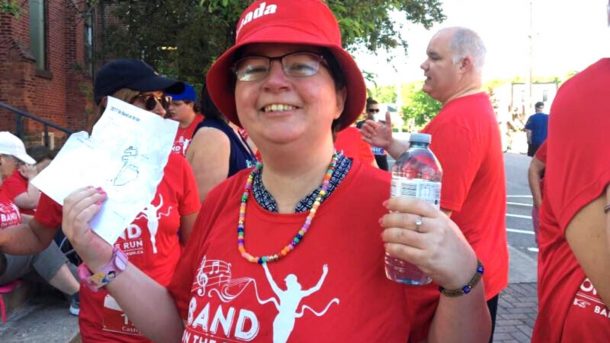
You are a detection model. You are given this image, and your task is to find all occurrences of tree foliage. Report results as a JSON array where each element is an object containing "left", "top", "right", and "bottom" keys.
[
  {"left": 94, "top": 0, "right": 444, "bottom": 85},
  {"left": 401, "top": 85, "right": 441, "bottom": 127}
]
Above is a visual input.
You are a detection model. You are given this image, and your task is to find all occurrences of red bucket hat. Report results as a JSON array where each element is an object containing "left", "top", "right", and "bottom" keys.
[{"left": 206, "top": 0, "right": 366, "bottom": 131}]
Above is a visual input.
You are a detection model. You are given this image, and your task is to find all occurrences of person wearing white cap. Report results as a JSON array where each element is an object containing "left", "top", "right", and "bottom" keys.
[
  {"left": 0, "top": 132, "right": 41, "bottom": 215},
  {"left": 0, "top": 133, "right": 80, "bottom": 316}
]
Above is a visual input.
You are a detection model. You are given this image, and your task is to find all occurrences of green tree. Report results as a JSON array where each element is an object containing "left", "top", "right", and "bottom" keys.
[
  {"left": 94, "top": 0, "right": 445, "bottom": 85},
  {"left": 401, "top": 82, "right": 441, "bottom": 127}
]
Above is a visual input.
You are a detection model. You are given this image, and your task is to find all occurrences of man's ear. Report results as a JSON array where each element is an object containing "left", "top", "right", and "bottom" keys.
[{"left": 459, "top": 56, "right": 473, "bottom": 72}]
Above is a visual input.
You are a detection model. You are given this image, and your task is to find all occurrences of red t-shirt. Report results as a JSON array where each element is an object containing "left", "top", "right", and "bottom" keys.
[
  {"left": 532, "top": 59, "right": 610, "bottom": 342},
  {"left": 35, "top": 154, "right": 201, "bottom": 342},
  {"left": 421, "top": 92, "right": 508, "bottom": 301},
  {"left": 534, "top": 140, "right": 547, "bottom": 195},
  {"left": 168, "top": 161, "right": 439, "bottom": 342},
  {"left": 172, "top": 115, "right": 204, "bottom": 156},
  {"left": 334, "top": 126, "right": 376, "bottom": 166},
  {"left": 0, "top": 191, "right": 21, "bottom": 229},
  {"left": 1, "top": 169, "right": 35, "bottom": 215}
]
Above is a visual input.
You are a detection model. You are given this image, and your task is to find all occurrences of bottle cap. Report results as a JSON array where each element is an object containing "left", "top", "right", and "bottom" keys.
[{"left": 409, "top": 133, "right": 432, "bottom": 144}]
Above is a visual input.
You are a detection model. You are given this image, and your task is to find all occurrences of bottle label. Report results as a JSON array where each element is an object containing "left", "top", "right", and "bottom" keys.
[{"left": 391, "top": 177, "right": 441, "bottom": 209}]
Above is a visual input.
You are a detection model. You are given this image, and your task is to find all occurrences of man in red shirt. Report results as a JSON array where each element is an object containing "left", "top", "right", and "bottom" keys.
[
  {"left": 362, "top": 27, "right": 508, "bottom": 340},
  {"left": 166, "top": 83, "right": 204, "bottom": 156}
]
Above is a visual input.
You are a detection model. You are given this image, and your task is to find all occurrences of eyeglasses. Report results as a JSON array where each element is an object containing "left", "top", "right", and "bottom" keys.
[
  {"left": 233, "top": 51, "right": 327, "bottom": 82},
  {"left": 131, "top": 93, "right": 172, "bottom": 111},
  {"left": 367, "top": 108, "right": 380, "bottom": 113}
]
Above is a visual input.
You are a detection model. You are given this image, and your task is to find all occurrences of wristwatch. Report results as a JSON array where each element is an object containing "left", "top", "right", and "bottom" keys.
[{"left": 78, "top": 247, "right": 128, "bottom": 292}]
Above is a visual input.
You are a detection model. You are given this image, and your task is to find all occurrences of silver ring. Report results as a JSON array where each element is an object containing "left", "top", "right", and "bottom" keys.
[{"left": 415, "top": 216, "right": 423, "bottom": 233}]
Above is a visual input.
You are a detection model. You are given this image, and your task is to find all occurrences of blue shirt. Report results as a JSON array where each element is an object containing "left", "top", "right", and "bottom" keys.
[{"left": 525, "top": 112, "right": 549, "bottom": 146}]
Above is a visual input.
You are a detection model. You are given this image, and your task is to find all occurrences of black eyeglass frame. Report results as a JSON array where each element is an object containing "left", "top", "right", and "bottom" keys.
[{"left": 232, "top": 51, "right": 329, "bottom": 82}]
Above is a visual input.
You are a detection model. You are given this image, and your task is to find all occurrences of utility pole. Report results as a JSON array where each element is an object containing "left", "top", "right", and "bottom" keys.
[{"left": 525, "top": 0, "right": 534, "bottom": 116}]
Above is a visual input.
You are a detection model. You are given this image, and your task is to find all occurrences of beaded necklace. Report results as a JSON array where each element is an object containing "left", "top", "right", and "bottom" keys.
[{"left": 237, "top": 152, "right": 338, "bottom": 264}]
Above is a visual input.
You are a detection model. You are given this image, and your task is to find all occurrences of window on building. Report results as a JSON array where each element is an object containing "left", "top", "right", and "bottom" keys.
[
  {"left": 29, "top": 0, "right": 47, "bottom": 71},
  {"left": 84, "top": 12, "right": 94, "bottom": 76}
]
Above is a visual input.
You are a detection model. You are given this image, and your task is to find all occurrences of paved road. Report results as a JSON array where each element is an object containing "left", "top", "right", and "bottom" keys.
[{"left": 495, "top": 152, "right": 538, "bottom": 343}]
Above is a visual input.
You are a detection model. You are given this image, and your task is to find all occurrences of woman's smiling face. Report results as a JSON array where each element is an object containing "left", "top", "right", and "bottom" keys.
[{"left": 234, "top": 44, "right": 346, "bottom": 147}]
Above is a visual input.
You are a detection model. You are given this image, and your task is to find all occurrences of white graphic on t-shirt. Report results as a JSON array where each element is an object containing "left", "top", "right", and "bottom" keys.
[
  {"left": 172, "top": 136, "right": 191, "bottom": 156},
  {"left": 261, "top": 263, "right": 339, "bottom": 343},
  {"left": 0, "top": 201, "right": 21, "bottom": 229},
  {"left": 187, "top": 257, "right": 339, "bottom": 342},
  {"left": 134, "top": 194, "right": 172, "bottom": 254},
  {"left": 573, "top": 278, "right": 610, "bottom": 319}
]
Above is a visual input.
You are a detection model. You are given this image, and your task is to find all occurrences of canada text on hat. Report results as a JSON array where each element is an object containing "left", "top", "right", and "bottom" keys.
[
  {"left": 0, "top": 131, "right": 36, "bottom": 165},
  {"left": 236, "top": 2, "right": 278, "bottom": 38}
]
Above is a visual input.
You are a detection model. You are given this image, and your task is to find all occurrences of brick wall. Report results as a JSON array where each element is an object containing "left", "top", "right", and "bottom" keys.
[{"left": 0, "top": 0, "right": 93, "bottom": 146}]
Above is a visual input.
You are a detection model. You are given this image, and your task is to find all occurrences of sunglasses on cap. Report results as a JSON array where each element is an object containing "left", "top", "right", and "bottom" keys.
[
  {"left": 130, "top": 93, "right": 172, "bottom": 111},
  {"left": 367, "top": 108, "right": 380, "bottom": 113},
  {"left": 233, "top": 51, "right": 328, "bottom": 82}
]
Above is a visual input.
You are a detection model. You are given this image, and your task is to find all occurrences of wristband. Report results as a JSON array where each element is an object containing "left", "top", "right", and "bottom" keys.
[
  {"left": 438, "top": 260, "right": 484, "bottom": 297},
  {"left": 77, "top": 247, "right": 128, "bottom": 292}
]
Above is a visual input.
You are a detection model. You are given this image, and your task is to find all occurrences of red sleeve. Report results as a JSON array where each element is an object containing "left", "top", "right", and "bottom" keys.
[
  {"left": 534, "top": 141, "right": 547, "bottom": 163},
  {"left": 425, "top": 124, "right": 480, "bottom": 212},
  {"left": 334, "top": 127, "right": 375, "bottom": 165},
  {"left": 1, "top": 171, "right": 26, "bottom": 200},
  {"left": 545, "top": 61, "right": 610, "bottom": 231},
  {"left": 167, "top": 180, "right": 227, "bottom": 319},
  {"left": 33, "top": 192, "right": 63, "bottom": 229},
  {"left": 167, "top": 210, "right": 207, "bottom": 319}
]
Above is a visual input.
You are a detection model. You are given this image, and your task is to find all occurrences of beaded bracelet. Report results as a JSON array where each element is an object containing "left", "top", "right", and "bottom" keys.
[
  {"left": 604, "top": 204, "right": 610, "bottom": 214},
  {"left": 439, "top": 260, "right": 484, "bottom": 297}
]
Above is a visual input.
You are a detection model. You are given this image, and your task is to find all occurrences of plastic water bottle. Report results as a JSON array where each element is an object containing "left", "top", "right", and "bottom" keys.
[{"left": 385, "top": 133, "right": 442, "bottom": 285}]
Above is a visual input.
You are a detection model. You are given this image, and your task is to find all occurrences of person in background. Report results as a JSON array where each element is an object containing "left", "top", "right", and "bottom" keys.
[
  {"left": 0, "top": 132, "right": 41, "bottom": 215},
  {"left": 0, "top": 142, "right": 80, "bottom": 316},
  {"left": 524, "top": 101, "right": 548, "bottom": 157},
  {"left": 334, "top": 123, "right": 377, "bottom": 166},
  {"left": 527, "top": 140, "right": 546, "bottom": 245},
  {"left": 532, "top": 2, "right": 610, "bottom": 338},
  {"left": 185, "top": 82, "right": 257, "bottom": 202},
  {"left": 0, "top": 59, "right": 201, "bottom": 342},
  {"left": 166, "top": 83, "right": 204, "bottom": 156},
  {"left": 60, "top": 1, "right": 490, "bottom": 342},
  {"left": 361, "top": 26, "right": 508, "bottom": 341},
  {"left": 357, "top": 98, "right": 389, "bottom": 170}
]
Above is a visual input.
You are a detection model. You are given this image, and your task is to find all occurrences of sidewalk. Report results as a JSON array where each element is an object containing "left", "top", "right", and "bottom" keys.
[{"left": 494, "top": 246, "right": 538, "bottom": 343}]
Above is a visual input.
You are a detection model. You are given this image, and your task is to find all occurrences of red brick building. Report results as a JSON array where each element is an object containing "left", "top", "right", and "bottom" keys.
[{"left": 0, "top": 0, "right": 95, "bottom": 146}]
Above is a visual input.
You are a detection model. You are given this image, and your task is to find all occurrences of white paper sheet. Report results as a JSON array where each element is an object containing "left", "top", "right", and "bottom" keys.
[{"left": 32, "top": 96, "right": 178, "bottom": 245}]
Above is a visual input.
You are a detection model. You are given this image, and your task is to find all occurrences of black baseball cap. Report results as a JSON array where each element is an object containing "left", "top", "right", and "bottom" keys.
[{"left": 93, "top": 59, "right": 184, "bottom": 104}]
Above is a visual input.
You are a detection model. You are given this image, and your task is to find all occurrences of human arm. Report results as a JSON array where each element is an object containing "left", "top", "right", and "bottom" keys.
[
  {"left": 185, "top": 127, "right": 230, "bottom": 202},
  {"left": 12, "top": 165, "right": 41, "bottom": 209},
  {"left": 62, "top": 187, "right": 184, "bottom": 342},
  {"left": 527, "top": 157, "right": 545, "bottom": 208},
  {"left": 0, "top": 218, "right": 57, "bottom": 255},
  {"left": 360, "top": 112, "right": 409, "bottom": 159},
  {"left": 564, "top": 187, "right": 610, "bottom": 307},
  {"left": 178, "top": 213, "right": 197, "bottom": 245},
  {"left": 380, "top": 198, "right": 490, "bottom": 343}
]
